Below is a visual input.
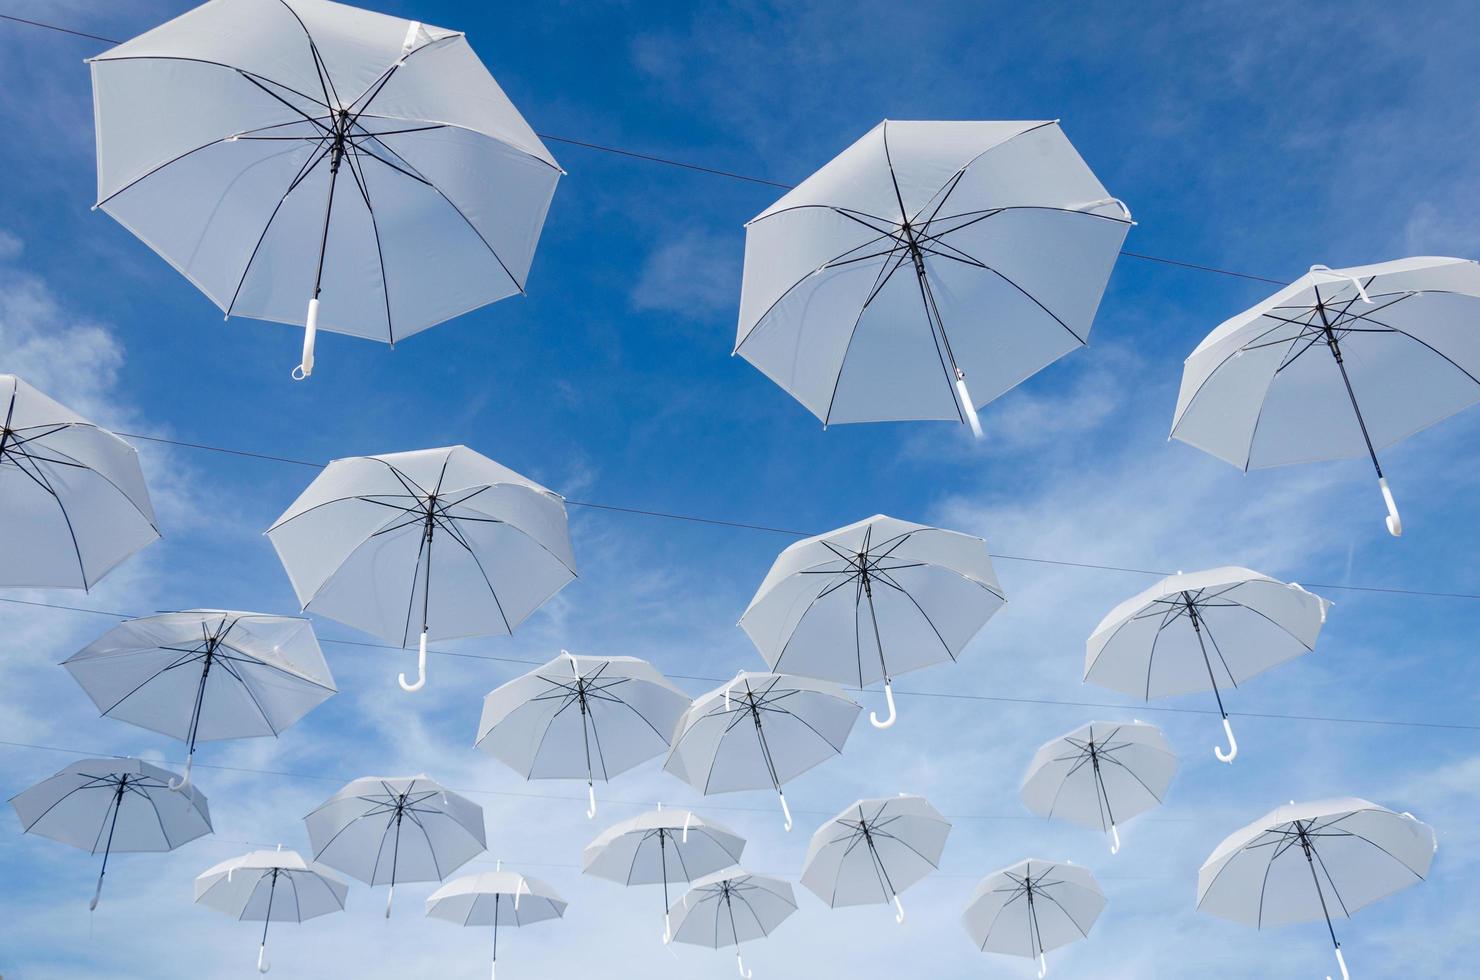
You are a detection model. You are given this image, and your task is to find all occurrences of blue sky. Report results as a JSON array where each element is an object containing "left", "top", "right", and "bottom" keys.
[{"left": 3, "top": 0, "right": 1480, "bottom": 976}]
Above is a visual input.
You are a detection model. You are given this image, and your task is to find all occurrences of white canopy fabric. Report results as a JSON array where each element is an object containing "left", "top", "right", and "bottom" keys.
[
  {"left": 961, "top": 859, "right": 1105, "bottom": 975},
  {"left": 1171, "top": 256, "right": 1480, "bottom": 536},
  {"left": 90, "top": 0, "right": 562, "bottom": 377},
  {"left": 9, "top": 758, "right": 211, "bottom": 910},
  {"left": 1084, "top": 566, "right": 1330, "bottom": 764},
  {"left": 0, "top": 374, "right": 158, "bottom": 589},
  {"left": 740, "top": 514, "right": 1004, "bottom": 729},
  {"left": 664, "top": 671, "right": 860, "bottom": 831},
  {"left": 476, "top": 651, "right": 690, "bottom": 820},
  {"left": 427, "top": 869, "right": 567, "bottom": 979},
  {"left": 736, "top": 119, "right": 1130, "bottom": 433},
  {"left": 195, "top": 848, "right": 348, "bottom": 973},
  {"left": 1197, "top": 798, "right": 1436, "bottom": 980},
  {"left": 799, "top": 795, "right": 950, "bottom": 924},
  {"left": 668, "top": 868, "right": 797, "bottom": 977},
  {"left": 1020, "top": 721, "right": 1178, "bottom": 853},
  {"left": 267, "top": 445, "right": 576, "bottom": 691},
  {"left": 62, "top": 610, "right": 336, "bottom": 790}
]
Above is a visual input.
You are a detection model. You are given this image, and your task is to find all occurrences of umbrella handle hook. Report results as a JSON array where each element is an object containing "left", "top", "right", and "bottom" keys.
[
  {"left": 724, "top": 670, "right": 744, "bottom": 712},
  {"left": 1308, "top": 265, "right": 1373, "bottom": 305},
  {"left": 869, "top": 682, "right": 897, "bottom": 729},
  {"left": 258, "top": 943, "right": 271, "bottom": 974},
  {"left": 1214, "top": 716, "right": 1238, "bottom": 764},
  {"left": 586, "top": 782, "right": 597, "bottom": 820},
  {"left": 663, "top": 912, "right": 672, "bottom": 945},
  {"left": 399, "top": 632, "right": 428, "bottom": 692},
  {"left": 514, "top": 875, "right": 528, "bottom": 912},
  {"left": 293, "top": 298, "right": 318, "bottom": 381},
  {"left": 1328, "top": 943, "right": 1349, "bottom": 980},
  {"left": 1038, "top": 951, "right": 1047, "bottom": 978},
  {"left": 89, "top": 875, "right": 103, "bottom": 912},
  {"left": 737, "top": 951, "right": 753, "bottom": 978},
  {"left": 892, "top": 893, "right": 905, "bottom": 925},
  {"left": 168, "top": 755, "right": 194, "bottom": 793},
  {"left": 1109, "top": 822, "right": 1121, "bottom": 855},
  {"left": 778, "top": 792, "right": 792, "bottom": 832},
  {"left": 682, "top": 810, "right": 693, "bottom": 843},
  {"left": 385, "top": 884, "right": 395, "bottom": 919},
  {"left": 1379, "top": 478, "right": 1402, "bottom": 537},
  {"left": 954, "top": 370, "right": 984, "bottom": 439}
]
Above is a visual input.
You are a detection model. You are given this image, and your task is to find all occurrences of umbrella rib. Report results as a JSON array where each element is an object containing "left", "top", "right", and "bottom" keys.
[
  {"left": 9, "top": 449, "right": 91, "bottom": 589},
  {"left": 820, "top": 245, "right": 915, "bottom": 426},
  {"left": 215, "top": 655, "right": 281, "bottom": 736},
  {"left": 225, "top": 136, "right": 335, "bottom": 317}
]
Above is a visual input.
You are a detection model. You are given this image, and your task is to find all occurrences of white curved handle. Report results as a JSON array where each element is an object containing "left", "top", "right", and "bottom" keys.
[
  {"left": 893, "top": 894, "right": 905, "bottom": 925},
  {"left": 399, "top": 631, "right": 428, "bottom": 692},
  {"left": 1038, "top": 951, "right": 1047, "bottom": 978},
  {"left": 293, "top": 298, "right": 319, "bottom": 380},
  {"left": 1328, "top": 944, "right": 1349, "bottom": 980},
  {"left": 385, "top": 884, "right": 395, "bottom": 919},
  {"left": 779, "top": 793, "right": 792, "bottom": 832},
  {"left": 168, "top": 755, "right": 194, "bottom": 793},
  {"left": 724, "top": 670, "right": 745, "bottom": 712},
  {"left": 1380, "top": 478, "right": 1402, "bottom": 537},
  {"left": 258, "top": 943, "right": 271, "bottom": 974},
  {"left": 1214, "top": 716, "right": 1238, "bottom": 764},
  {"left": 514, "top": 875, "right": 528, "bottom": 912},
  {"left": 490, "top": 960, "right": 496, "bottom": 980},
  {"left": 955, "top": 373, "right": 983, "bottom": 439},
  {"left": 1308, "top": 265, "right": 1373, "bottom": 305},
  {"left": 586, "top": 783, "right": 596, "bottom": 820},
  {"left": 870, "top": 682, "right": 898, "bottom": 729},
  {"left": 737, "top": 951, "right": 753, "bottom": 978},
  {"left": 89, "top": 876, "right": 102, "bottom": 911},
  {"left": 663, "top": 912, "right": 672, "bottom": 945},
  {"left": 1109, "top": 822, "right": 1121, "bottom": 855},
  {"left": 682, "top": 811, "right": 693, "bottom": 844}
]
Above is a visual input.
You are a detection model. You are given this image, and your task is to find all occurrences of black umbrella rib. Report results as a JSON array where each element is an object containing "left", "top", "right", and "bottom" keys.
[
  {"left": 225, "top": 137, "right": 335, "bottom": 317},
  {"left": 821, "top": 245, "right": 917, "bottom": 426},
  {"left": 11, "top": 450, "right": 90, "bottom": 588}
]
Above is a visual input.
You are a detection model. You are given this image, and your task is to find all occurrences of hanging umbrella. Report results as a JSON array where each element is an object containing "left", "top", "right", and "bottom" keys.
[
  {"left": 195, "top": 846, "right": 348, "bottom": 974},
  {"left": 9, "top": 757, "right": 211, "bottom": 910},
  {"left": 1084, "top": 567, "right": 1330, "bottom": 764},
  {"left": 800, "top": 794, "right": 950, "bottom": 925},
  {"left": 88, "top": 0, "right": 562, "bottom": 379},
  {"left": 426, "top": 864, "right": 568, "bottom": 980},
  {"left": 1171, "top": 256, "right": 1480, "bottom": 536},
  {"left": 267, "top": 445, "right": 575, "bottom": 692},
  {"left": 735, "top": 119, "right": 1130, "bottom": 436},
  {"left": 304, "top": 774, "right": 485, "bottom": 916},
  {"left": 583, "top": 805, "right": 746, "bottom": 944},
  {"left": 62, "top": 610, "right": 336, "bottom": 792},
  {"left": 668, "top": 868, "right": 797, "bottom": 979},
  {"left": 476, "top": 650, "right": 690, "bottom": 820},
  {"left": 740, "top": 514, "right": 1004, "bottom": 729},
  {"left": 1198, "top": 798, "right": 1436, "bottom": 980},
  {"left": 664, "top": 671, "right": 860, "bottom": 830},
  {"left": 961, "top": 858, "right": 1106, "bottom": 978},
  {"left": 1020, "top": 721, "right": 1178, "bottom": 854},
  {"left": 0, "top": 374, "right": 158, "bottom": 589}
]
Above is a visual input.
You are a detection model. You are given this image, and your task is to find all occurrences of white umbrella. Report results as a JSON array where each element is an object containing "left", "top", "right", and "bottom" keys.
[
  {"left": 0, "top": 374, "right": 158, "bottom": 589},
  {"left": 1197, "top": 798, "right": 1437, "bottom": 980},
  {"left": 1084, "top": 566, "right": 1330, "bottom": 763},
  {"left": 740, "top": 514, "right": 1004, "bottom": 729},
  {"left": 1020, "top": 721, "right": 1178, "bottom": 854},
  {"left": 736, "top": 119, "right": 1130, "bottom": 435},
  {"left": 267, "top": 445, "right": 576, "bottom": 692},
  {"left": 9, "top": 757, "right": 211, "bottom": 910},
  {"left": 583, "top": 805, "right": 746, "bottom": 944},
  {"left": 304, "top": 774, "right": 485, "bottom": 916},
  {"left": 62, "top": 610, "right": 336, "bottom": 791},
  {"left": 1171, "top": 256, "right": 1480, "bottom": 536},
  {"left": 668, "top": 868, "right": 797, "bottom": 979},
  {"left": 89, "top": 0, "right": 562, "bottom": 379},
  {"left": 426, "top": 864, "right": 568, "bottom": 980},
  {"left": 195, "top": 846, "right": 348, "bottom": 974},
  {"left": 799, "top": 794, "right": 950, "bottom": 925},
  {"left": 961, "top": 858, "right": 1106, "bottom": 978},
  {"left": 664, "top": 671, "right": 860, "bottom": 831},
  {"left": 477, "top": 650, "right": 691, "bottom": 820}
]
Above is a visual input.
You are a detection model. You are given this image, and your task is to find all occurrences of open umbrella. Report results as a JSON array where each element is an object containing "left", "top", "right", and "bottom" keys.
[
  {"left": 961, "top": 858, "right": 1106, "bottom": 977},
  {"left": 1020, "top": 721, "right": 1178, "bottom": 853},
  {"left": 9, "top": 757, "right": 211, "bottom": 909},
  {"left": 1171, "top": 256, "right": 1480, "bottom": 535},
  {"left": 196, "top": 846, "right": 348, "bottom": 974},
  {"left": 304, "top": 774, "right": 485, "bottom": 916},
  {"left": 800, "top": 794, "right": 950, "bottom": 925},
  {"left": 476, "top": 650, "right": 690, "bottom": 820},
  {"left": 583, "top": 805, "right": 746, "bottom": 945},
  {"left": 62, "top": 610, "right": 336, "bottom": 792},
  {"left": 668, "top": 868, "right": 797, "bottom": 978},
  {"left": 89, "top": 0, "right": 562, "bottom": 378},
  {"left": 0, "top": 374, "right": 158, "bottom": 589},
  {"left": 267, "top": 445, "right": 575, "bottom": 692},
  {"left": 664, "top": 671, "right": 860, "bottom": 830},
  {"left": 735, "top": 119, "right": 1130, "bottom": 435},
  {"left": 1085, "top": 567, "right": 1330, "bottom": 763},
  {"left": 740, "top": 514, "right": 1004, "bottom": 729},
  {"left": 1197, "top": 798, "right": 1436, "bottom": 980},
  {"left": 427, "top": 864, "right": 568, "bottom": 980}
]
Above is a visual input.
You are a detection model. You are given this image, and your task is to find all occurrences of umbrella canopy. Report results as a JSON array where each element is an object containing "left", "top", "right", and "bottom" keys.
[
  {"left": 304, "top": 774, "right": 485, "bottom": 916},
  {"left": 961, "top": 858, "right": 1106, "bottom": 977},
  {"left": 800, "top": 794, "right": 950, "bottom": 924},
  {"left": 1084, "top": 566, "right": 1330, "bottom": 764},
  {"left": 664, "top": 671, "right": 860, "bottom": 830},
  {"left": 1020, "top": 721, "right": 1178, "bottom": 853},
  {"left": 583, "top": 806, "right": 746, "bottom": 944},
  {"left": 267, "top": 445, "right": 576, "bottom": 692},
  {"left": 669, "top": 868, "right": 797, "bottom": 978},
  {"left": 427, "top": 867, "right": 568, "bottom": 980},
  {"left": 0, "top": 374, "right": 158, "bottom": 589},
  {"left": 89, "top": 0, "right": 562, "bottom": 378},
  {"left": 740, "top": 514, "right": 1004, "bottom": 729},
  {"left": 9, "top": 757, "right": 211, "bottom": 909},
  {"left": 735, "top": 119, "right": 1130, "bottom": 435},
  {"left": 1171, "top": 256, "right": 1480, "bottom": 536},
  {"left": 195, "top": 847, "right": 348, "bottom": 974},
  {"left": 1197, "top": 798, "right": 1436, "bottom": 980},
  {"left": 477, "top": 650, "right": 690, "bottom": 820},
  {"left": 62, "top": 610, "right": 336, "bottom": 790}
]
